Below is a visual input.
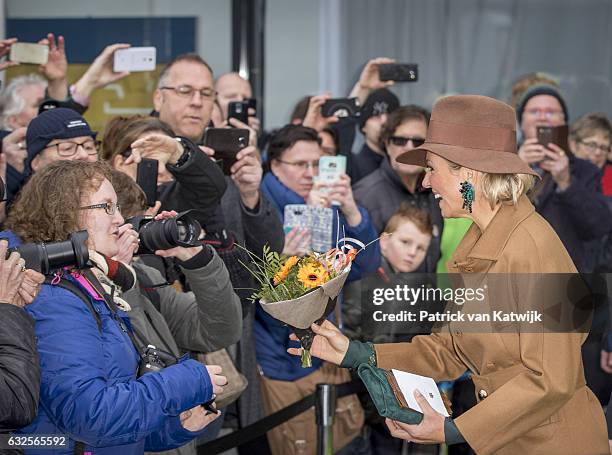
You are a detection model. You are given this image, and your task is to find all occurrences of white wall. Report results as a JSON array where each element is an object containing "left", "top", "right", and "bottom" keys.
[{"left": 264, "top": 0, "right": 320, "bottom": 128}]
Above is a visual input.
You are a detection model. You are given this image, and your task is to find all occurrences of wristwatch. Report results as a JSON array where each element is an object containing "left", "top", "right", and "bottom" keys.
[{"left": 173, "top": 137, "right": 192, "bottom": 167}]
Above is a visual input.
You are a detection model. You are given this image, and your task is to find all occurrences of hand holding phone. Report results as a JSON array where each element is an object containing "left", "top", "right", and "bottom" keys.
[
  {"left": 228, "top": 101, "right": 249, "bottom": 125},
  {"left": 203, "top": 128, "right": 250, "bottom": 174},
  {"left": 536, "top": 125, "right": 569, "bottom": 160},
  {"left": 318, "top": 156, "right": 347, "bottom": 205}
]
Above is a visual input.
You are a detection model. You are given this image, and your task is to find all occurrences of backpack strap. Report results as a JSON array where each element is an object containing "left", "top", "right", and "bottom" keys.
[{"left": 44, "top": 276, "right": 102, "bottom": 331}]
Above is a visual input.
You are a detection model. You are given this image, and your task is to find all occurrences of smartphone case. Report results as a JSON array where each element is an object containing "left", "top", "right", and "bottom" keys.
[
  {"left": 113, "top": 47, "right": 156, "bottom": 72},
  {"left": 136, "top": 159, "right": 158, "bottom": 207},
  {"left": 228, "top": 101, "right": 249, "bottom": 125},
  {"left": 203, "top": 128, "right": 250, "bottom": 174},
  {"left": 283, "top": 204, "right": 334, "bottom": 252},
  {"left": 9, "top": 43, "right": 49, "bottom": 65},
  {"left": 378, "top": 63, "right": 418, "bottom": 82}
]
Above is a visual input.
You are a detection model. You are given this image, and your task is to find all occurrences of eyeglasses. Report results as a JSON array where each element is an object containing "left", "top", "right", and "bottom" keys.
[
  {"left": 524, "top": 108, "right": 565, "bottom": 120},
  {"left": 389, "top": 136, "right": 426, "bottom": 147},
  {"left": 47, "top": 139, "right": 100, "bottom": 157},
  {"left": 160, "top": 85, "right": 216, "bottom": 100},
  {"left": 276, "top": 159, "right": 320, "bottom": 171},
  {"left": 577, "top": 139, "right": 610, "bottom": 154},
  {"left": 79, "top": 202, "right": 121, "bottom": 216}
]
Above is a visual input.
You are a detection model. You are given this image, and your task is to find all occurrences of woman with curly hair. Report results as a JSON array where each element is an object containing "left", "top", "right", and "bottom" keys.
[{"left": 3, "top": 160, "right": 226, "bottom": 455}]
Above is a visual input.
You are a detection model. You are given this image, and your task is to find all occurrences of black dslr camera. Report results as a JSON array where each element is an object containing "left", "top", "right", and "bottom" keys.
[
  {"left": 137, "top": 344, "right": 219, "bottom": 414},
  {"left": 126, "top": 210, "right": 202, "bottom": 255},
  {"left": 138, "top": 344, "right": 178, "bottom": 376},
  {"left": 8, "top": 231, "right": 90, "bottom": 275}
]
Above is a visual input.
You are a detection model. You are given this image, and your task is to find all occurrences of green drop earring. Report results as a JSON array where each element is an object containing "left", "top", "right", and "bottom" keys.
[{"left": 459, "top": 180, "right": 475, "bottom": 213}]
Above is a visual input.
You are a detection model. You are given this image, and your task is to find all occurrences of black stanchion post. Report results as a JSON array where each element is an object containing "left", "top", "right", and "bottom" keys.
[{"left": 315, "top": 383, "right": 336, "bottom": 455}]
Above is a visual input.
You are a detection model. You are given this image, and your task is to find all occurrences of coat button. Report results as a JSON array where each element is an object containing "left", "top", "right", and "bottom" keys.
[{"left": 478, "top": 389, "right": 488, "bottom": 399}]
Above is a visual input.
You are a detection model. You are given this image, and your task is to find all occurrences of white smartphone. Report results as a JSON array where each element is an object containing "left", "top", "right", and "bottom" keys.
[
  {"left": 9, "top": 43, "right": 49, "bottom": 65},
  {"left": 318, "top": 155, "right": 347, "bottom": 206},
  {"left": 113, "top": 47, "right": 156, "bottom": 72}
]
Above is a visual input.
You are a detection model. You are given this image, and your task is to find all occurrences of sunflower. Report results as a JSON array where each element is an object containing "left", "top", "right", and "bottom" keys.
[
  {"left": 273, "top": 256, "right": 299, "bottom": 285},
  {"left": 297, "top": 261, "right": 329, "bottom": 288}
]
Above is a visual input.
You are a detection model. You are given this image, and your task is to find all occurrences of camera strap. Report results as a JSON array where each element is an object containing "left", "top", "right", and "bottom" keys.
[
  {"left": 75, "top": 269, "right": 150, "bottom": 362},
  {"left": 44, "top": 276, "right": 102, "bottom": 331}
]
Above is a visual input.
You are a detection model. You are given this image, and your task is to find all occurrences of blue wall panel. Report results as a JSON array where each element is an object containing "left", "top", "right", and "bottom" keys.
[{"left": 6, "top": 17, "right": 196, "bottom": 63}]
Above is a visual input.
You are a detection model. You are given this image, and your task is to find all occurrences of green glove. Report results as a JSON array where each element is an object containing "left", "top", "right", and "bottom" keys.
[{"left": 357, "top": 363, "right": 423, "bottom": 425}]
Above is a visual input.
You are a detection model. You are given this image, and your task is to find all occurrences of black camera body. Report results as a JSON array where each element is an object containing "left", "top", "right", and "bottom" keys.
[
  {"left": 321, "top": 97, "right": 360, "bottom": 118},
  {"left": 138, "top": 344, "right": 178, "bottom": 376},
  {"left": 8, "top": 230, "right": 90, "bottom": 275},
  {"left": 127, "top": 210, "right": 202, "bottom": 255}
]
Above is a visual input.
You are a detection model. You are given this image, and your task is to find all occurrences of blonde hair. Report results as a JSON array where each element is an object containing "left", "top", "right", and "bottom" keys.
[
  {"left": 480, "top": 173, "right": 535, "bottom": 208},
  {"left": 447, "top": 161, "right": 535, "bottom": 208}
]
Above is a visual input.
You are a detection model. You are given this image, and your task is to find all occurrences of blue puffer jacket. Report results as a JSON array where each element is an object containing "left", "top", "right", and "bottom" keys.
[
  {"left": 257, "top": 173, "right": 380, "bottom": 381},
  {"left": 1, "top": 231, "right": 213, "bottom": 455}
]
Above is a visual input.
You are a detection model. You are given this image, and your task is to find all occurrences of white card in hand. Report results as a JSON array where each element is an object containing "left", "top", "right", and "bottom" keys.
[{"left": 391, "top": 369, "right": 449, "bottom": 417}]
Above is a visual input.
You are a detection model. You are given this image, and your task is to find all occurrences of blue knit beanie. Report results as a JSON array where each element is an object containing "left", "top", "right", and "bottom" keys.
[{"left": 26, "top": 108, "right": 96, "bottom": 170}]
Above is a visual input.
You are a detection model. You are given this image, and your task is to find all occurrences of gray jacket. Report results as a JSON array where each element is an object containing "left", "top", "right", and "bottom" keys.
[
  {"left": 220, "top": 180, "right": 285, "bottom": 428},
  {"left": 124, "top": 248, "right": 241, "bottom": 455}
]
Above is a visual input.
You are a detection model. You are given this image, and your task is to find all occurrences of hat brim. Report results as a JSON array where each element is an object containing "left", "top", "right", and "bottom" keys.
[{"left": 397, "top": 142, "right": 539, "bottom": 177}]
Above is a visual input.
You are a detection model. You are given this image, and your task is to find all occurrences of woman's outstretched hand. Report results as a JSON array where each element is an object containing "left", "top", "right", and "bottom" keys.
[{"left": 287, "top": 320, "right": 350, "bottom": 366}]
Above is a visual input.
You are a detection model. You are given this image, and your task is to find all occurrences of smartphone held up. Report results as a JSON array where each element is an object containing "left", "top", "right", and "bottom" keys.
[
  {"left": 203, "top": 128, "right": 250, "bottom": 175},
  {"left": 9, "top": 42, "right": 49, "bottom": 65},
  {"left": 113, "top": 47, "right": 156, "bottom": 72},
  {"left": 378, "top": 63, "right": 418, "bottom": 82}
]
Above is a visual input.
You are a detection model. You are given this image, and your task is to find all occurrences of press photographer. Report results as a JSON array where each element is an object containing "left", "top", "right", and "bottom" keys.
[{"left": 4, "top": 161, "right": 227, "bottom": 454}]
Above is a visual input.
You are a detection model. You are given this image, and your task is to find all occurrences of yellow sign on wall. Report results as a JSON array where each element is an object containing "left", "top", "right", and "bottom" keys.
[{"left": 6, "top": 64, "right": 163, "bottom": 136}]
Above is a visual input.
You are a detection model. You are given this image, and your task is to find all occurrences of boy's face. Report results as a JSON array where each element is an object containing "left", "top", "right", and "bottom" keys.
[{"left": 381, "top": 220, "right": 431, "bottom": 273}]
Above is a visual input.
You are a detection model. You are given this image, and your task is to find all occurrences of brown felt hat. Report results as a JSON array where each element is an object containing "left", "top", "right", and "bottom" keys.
[{"left": 397, "top": 95, "right": 538, "bottom": 176}]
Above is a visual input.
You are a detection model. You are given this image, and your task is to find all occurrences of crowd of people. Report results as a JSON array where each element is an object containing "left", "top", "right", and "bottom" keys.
[{"left": 0, "top": 33, "right": 610, "bottom": 455}]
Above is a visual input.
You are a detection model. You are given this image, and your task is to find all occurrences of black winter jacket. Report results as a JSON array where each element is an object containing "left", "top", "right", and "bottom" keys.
[
  {"left": 531, "top": 156, "right": 612, "bottom": 272},
  {"left": 0, "top": 303, "right": 40, "bottom": 431}
]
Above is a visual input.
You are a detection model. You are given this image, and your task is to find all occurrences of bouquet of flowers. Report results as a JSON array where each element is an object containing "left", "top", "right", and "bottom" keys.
[{"left": 241, "top": 242, "right": 361, "bottom": 367}]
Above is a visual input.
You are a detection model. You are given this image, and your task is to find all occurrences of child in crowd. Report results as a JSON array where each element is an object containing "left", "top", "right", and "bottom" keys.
[
  {"left": 343, "top": 202, "right": 434, "bottom": 345},
  {"left": 342, "top": 203, "right": 438, "bottom": 455}
]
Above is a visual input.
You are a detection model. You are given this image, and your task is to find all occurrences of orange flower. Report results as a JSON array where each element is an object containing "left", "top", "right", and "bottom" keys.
[
  {"left": 273, "top": 256, "right": 299, "bottom": 285},
  {"left": 297, "top": 261, "right": 329, "bottom": 288}
]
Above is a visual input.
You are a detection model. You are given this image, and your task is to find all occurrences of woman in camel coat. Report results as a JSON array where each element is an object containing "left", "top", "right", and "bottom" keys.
[{"left": 289, "top": 95, "right": 609, "bottom": 455}]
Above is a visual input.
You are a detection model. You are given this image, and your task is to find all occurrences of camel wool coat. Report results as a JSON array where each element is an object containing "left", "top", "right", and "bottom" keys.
[{"left": 374, "top": 195, "right": 609, "bottom": 454}]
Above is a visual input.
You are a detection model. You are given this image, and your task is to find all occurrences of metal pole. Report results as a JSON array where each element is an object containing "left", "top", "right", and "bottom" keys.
[{"left": 315, "top": 383, "right": 336, "bottom": 455}]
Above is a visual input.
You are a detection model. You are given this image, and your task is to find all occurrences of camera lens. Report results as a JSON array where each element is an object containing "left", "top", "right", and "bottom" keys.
[
  {"left": 135, "top": 211, "right": 202, "bottom": 255},
  {"left": 10, "top": 230, "right": 90, "bottom": 274}
]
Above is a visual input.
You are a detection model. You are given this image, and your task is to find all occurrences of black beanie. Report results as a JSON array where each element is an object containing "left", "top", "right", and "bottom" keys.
[
  {"left": 359, "top": 88, "right": 400, "bottom": 129},
  {"left": 515, "top": 84, "right": 569, "bottom": 123}
]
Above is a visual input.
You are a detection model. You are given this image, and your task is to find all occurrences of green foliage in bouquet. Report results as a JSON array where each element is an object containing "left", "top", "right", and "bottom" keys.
[{"left": 238, "top": 244, "right": 339, "bottom": 303}]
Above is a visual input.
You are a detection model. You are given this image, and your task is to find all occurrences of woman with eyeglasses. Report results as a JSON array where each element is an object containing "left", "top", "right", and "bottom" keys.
[
  {"left": 569, "top": 112, "right": 612, "bottom": 196},
  {"left": 3, "top": 160, "right": 226, "bottom": 455},
  {"left": 262, "top": 124, "right": 379, "bottom": 263}
]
